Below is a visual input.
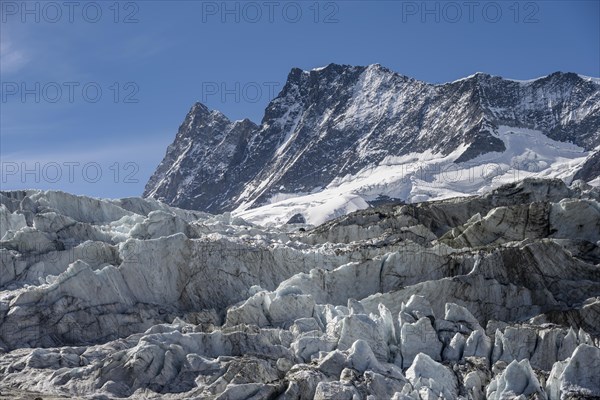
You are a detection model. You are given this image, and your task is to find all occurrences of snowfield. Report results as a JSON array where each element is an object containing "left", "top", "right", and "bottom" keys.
[{"left": 235, "top": 126, "right": 592, "bottom": 226}]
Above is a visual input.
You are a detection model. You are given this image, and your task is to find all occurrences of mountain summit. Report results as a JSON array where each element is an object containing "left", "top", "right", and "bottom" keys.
[{"left": 144, "top": 64, "right": 600, "bottom": 224}]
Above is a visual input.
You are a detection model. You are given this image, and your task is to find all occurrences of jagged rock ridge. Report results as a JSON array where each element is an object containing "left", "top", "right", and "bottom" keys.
[{"left": 144, "top": 65, "right": 600, "bottom": 224}]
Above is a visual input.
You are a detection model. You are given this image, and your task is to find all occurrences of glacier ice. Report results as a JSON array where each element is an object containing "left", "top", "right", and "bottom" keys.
[{"left": 0, "top": 178, "right": 599, "bottom": 399}]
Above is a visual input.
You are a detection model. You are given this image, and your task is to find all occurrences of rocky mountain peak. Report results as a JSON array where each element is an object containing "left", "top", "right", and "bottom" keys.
[{"left": 145, "top": 65, "right": 599, "bottom": 224}]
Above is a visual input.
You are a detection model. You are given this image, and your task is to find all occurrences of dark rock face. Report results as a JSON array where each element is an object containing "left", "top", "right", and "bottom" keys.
[
  {"left": 286, "top": 213, "right": 306, "bottom": 224},
  {"left": 144, "top": 103, "right": 259, "bottom": 213},
  {"left": 574, "top": 150, "right": 600, "bottom": 182},
  {"left": 144, "top": 65, "right": 600, "bottom": 213}
]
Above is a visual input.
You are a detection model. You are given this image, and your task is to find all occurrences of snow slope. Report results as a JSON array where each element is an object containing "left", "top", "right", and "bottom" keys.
[{"left": 235, "top": 126, "right": 591, "bottom": 226}]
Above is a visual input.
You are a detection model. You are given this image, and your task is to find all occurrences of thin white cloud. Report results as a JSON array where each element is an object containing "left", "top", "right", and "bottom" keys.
[{"left": 0, "top": 36, "right": 29, "bottom": 74}]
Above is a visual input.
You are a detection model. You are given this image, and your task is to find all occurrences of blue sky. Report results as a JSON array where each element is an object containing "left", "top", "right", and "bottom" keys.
[{"left": 1, "top": 0, "right": 599, "bottom": 198}]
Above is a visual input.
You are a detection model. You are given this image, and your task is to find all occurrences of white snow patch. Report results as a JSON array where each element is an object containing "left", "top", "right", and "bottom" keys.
[
  {"left": 233, "top": 126, "right": 590, "bottom": 227},
  {"left": 578, "top": 74, "right": 600, "bottom": 84},
  {"left": 448, "top": 72, "right": 487, "bottom": 84}
]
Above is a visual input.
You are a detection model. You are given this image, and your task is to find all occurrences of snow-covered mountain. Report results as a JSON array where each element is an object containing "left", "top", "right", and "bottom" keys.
[
  {"left": 1, "top": 179, "right": 600, "bottom": 398},
  {"left": 144, "top": 65, "right": 600, "bottom": 225}
]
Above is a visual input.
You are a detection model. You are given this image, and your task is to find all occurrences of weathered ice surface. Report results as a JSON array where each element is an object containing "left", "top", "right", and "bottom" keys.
[{"left": 1, "top": 178, "right": 599, "bottom": 399}]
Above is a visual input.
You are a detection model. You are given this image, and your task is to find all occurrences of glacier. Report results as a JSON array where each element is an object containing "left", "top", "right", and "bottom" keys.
[{"left": 1, "top": 177, "right": 599, "bottom": 399}]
